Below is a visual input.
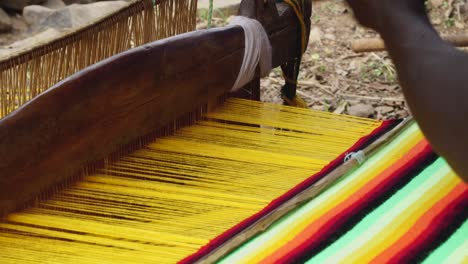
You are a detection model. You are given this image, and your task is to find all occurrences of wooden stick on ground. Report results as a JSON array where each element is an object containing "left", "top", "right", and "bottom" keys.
[
  {"left": 196, "top": 118, "right": 414, "bottom": 264},
  {"left": 351, "top": 34, "right": 468, "bottom": 53}
]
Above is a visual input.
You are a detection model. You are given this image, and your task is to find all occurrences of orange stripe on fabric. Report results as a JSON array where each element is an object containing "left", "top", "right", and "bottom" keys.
[
  {"left": 238, "top": 125, "right": 421, "bottom": 263},
  {"left": 345, "top": 173, "right": 459, "bottom": 263},
  {"left": 259, "top": 139, "right": 430, "bottom": 264},
  {"left": 370, "top": 182, "right": 468, "bottom": 264}
]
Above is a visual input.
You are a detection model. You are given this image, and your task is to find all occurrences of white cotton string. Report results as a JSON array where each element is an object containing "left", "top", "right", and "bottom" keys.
[
  {"left": 229, "top": 16, "right": 273, "bottom": 91},
  {"left": 344, "top": 150, "right": 367, "bottom": 165}
]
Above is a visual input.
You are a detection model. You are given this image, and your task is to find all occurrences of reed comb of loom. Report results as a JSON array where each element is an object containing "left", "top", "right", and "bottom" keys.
[
  {"left": 0, "top": 0, "right": 312, "bottom": 218},
  {"left": 0, "top": 0, "right": 198, "bottom": 118}
]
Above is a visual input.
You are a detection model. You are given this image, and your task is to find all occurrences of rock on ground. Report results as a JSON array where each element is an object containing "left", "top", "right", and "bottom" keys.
[
  {"left": 0, "top": 0, "right": 44, "bottom": 11},
  {"left": 23, "top": 1, "right": 127, "bottom": 30},
  {"left": 23, "top": 5, "right": 53, "bottom": 26},
  {"left": 198, "top": 0, "right": 240, "bottom": 9},
  {"left": 347, "top": 104, "right": 375, "bottom": 118},
  {"left": 0, "top": 28, "right": 60, "bottom": 58},
  {"left": 429, "top": 0, "right": 445, "bottom": 8},
  {"left": 43, "top": 0, "right": 66, "bottom": 9},
  {"left": 0, "top": 7, "right": 12, "bottom": 32},
  {"left": 63, "top": 0, "right": 124, "bottom": 3}
]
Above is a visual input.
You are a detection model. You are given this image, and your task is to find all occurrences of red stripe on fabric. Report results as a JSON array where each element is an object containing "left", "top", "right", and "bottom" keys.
[
  {"left": 262, "top": 139, "right": 432, "bottom": 263},
  {"left": 179, "top": 121, "right": 397, "bottom": 263},
  {"left": 371, "top": 183, "right": 468, "bottom": 263}
]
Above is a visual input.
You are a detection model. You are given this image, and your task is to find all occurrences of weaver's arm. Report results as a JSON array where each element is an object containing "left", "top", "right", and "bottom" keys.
[{"left": 346, "top": 0, "right": 468, "bottom": 181}]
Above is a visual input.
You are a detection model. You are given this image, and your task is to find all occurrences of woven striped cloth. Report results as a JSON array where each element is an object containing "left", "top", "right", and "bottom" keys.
[{"left": 191, "top": 121, "right": 468, "bottom": 263}]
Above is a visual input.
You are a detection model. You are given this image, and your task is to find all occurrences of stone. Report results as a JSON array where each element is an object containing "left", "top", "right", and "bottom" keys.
[
  {"left": 0, "top": 0, "right": 44, "bottom": 11},
  {"left": 0, "top": 28, "right": 60, "bottom": 58},
  {"left": 432, "top": 17, "right": 442, "bottom": 25},
  {"left": 309, "top": 27, "right": 322, "bottom": 44},
  {"left": 429, "top": 0, "right": 444, "bottom": 8},
  {"left": 0, "top": 7, "right": 12, "bottom": 32},
  {"left": 9, "top": 15, "right": 28, "bottom": 31},
  {"left": 43, "top": 0, "right": 65, "bottom": 9},
  {"left": 24, "top": 1, "right": 127, "bottom": 30},
  {"left": 324, "top": 33, "right": 336, "bottom": 41},
  {"left": 198, "top": 0, "right": 240, "bottom": 9},
  {"left": 63, "top": 0, "right": 99, "bottom": 4},
  {"left": 396, "top": 109, "right": 410, "bottom": 118},
  {"left": 376, "top": 106, "right": 394, "bottom": 115},
  {"left": 347, "top": 103, "right": 375, "bottom": 118},
  {"left": 463, "top": 1, "right": 468, "bottom": 14},
  {"left": 63, "top": 0, "right": 131, "bottom": 3},
  {"left": 23, "top": 5, "right": 54, "bottom": 26}
]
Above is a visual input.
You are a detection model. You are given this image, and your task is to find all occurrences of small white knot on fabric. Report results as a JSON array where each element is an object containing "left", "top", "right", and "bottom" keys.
[
  {"left": 344, "top": 150, "right": 366, "bottom": 165},
  {"left": 229, "top": 16, "right": 273, "bottom": 91}
]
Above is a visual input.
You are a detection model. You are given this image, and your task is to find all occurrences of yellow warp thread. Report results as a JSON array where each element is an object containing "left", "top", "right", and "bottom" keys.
[
  {"left": 0, "top": 98, "right": 380, "bottom": 263},
  {"left": 282, "top": 94, "right": 309, "bottom": 108}
]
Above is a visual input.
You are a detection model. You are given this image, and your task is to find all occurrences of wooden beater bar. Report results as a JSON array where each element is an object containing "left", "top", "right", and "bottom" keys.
[{"left": 0, "top": 0, "right": 312, "bottom": 217}]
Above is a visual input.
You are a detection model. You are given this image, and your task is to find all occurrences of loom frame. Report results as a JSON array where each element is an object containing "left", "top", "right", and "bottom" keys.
[{"left": 0, "top": 0, "right": 312, "bottom": 218}]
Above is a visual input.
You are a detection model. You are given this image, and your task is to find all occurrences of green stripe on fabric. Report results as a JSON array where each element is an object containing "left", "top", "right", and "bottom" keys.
[
  {"left": 422, "top": 220, "right": 468, "bottom": 264},
  {"left": 308, "top": 158, "right": 447, "bottom": 263},
  {"left": 444, "top": 239, "right": 468, "bottom": 264},
  {"left": 219, "top": 122, "right": 420, "bottom": 263}
]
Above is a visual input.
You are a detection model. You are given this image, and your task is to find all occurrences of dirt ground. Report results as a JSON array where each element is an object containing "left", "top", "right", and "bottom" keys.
[
  {"left": 1, "top": 0, "right": 467, "bottom": 120},
  {"left": 199, "top": 0, "right": 468, "bottom": 120}
]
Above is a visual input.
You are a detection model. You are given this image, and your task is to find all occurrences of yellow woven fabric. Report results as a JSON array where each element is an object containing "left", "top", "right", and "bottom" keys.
[{"left": 0, "top": 98, "right": 380, "bottom": 263}]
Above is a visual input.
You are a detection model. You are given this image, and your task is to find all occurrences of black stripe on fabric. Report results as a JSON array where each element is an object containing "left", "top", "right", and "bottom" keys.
[
  {"left": 181, "top": 120, "right": 402, "bottom": 263},
  {"left": 292, "top": 153, "right": 439, "bottom": 263},
  {"left": 359, "top": 119, "right": 402, "bottom": 151}
]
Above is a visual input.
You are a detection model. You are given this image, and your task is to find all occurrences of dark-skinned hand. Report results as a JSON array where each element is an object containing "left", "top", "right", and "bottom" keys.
[{"left": 344, "top": 0, "right": 428, "bottom": 33}]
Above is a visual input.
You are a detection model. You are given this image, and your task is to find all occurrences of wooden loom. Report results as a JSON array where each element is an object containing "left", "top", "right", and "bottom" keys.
[
  {"left": 0, "top": 0, "right": 316, "bottom": 215},
  {"left": 0, "top": 0, "right": 415, "bottom": 263}
]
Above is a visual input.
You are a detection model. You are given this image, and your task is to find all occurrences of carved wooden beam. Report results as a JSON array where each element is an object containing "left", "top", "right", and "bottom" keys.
[{"left": 0, "top": 0, "right": 312, "bottom": 216}]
